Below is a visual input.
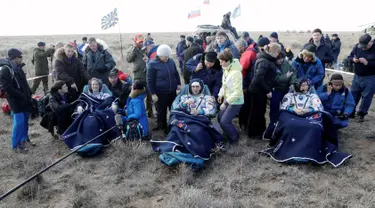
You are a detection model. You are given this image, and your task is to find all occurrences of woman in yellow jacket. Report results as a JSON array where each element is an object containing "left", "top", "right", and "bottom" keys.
[{"left": 217, "top": 48, "right": 244, "bottom": 143}]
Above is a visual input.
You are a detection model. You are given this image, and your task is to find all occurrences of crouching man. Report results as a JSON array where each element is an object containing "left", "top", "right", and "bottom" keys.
[{"left": 317, "top": 73, "right": 355, "bottom": 129}]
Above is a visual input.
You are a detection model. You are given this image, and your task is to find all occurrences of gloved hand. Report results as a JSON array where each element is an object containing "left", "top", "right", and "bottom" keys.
[
  {"left": 77, "top": 106, "right": 84, "bottom": 114},
  {"left": 152, "top": 94, "right": 158, "bottom": 103},
  {"left": 337, "top": 113, "right": 348, "bottom": 120}
]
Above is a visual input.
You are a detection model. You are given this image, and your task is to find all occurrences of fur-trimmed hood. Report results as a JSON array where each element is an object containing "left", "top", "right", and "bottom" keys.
[
  {"left": 83, "top": 39, "right": 109, "bottom": 54},
  {"left": 54, "top": 47, "right": 77, "bottom": 62},
  {"left": 299, "top": 49, "right": 317, "bottom": 62}
]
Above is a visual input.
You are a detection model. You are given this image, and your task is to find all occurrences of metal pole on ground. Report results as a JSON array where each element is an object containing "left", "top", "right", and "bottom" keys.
[{"left": 0, "top": 125, "right": 117, "bottom": 202}]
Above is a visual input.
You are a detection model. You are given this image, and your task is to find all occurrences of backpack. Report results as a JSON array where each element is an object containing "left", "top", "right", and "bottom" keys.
[
  {"left": 123, "top": 119, "right": 144, "bottom": 140},
  {"left": 0, "top": 63, "right": 16, "bottom": 99},
  {"left": 38, "top": 93, "right": 51, "bottom": 117}
]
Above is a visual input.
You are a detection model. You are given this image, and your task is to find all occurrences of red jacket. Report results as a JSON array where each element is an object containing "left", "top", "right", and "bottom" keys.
[{"left": 240, "top": 43, "right": 258, "bottom": 78}]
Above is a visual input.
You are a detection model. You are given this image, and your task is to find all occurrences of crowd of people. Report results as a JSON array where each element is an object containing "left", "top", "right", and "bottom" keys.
[{"left": 0, "top": 22, "right": 374, "bottom": 167}]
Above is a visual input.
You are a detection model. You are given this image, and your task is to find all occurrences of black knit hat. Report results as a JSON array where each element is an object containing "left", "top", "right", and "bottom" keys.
[
  {"left": 205, "top": 52, "right": 218, "bottom": 62},
  {"left": 186, "top": 36, "right": 194, "bottom": 43},
  {"left": 180, "top": 35, "right": 186, "bottom": 39},
  {"left": 305, "top": 44, "right": 317, "bottom": 53},
  {"left": 133, "top": 80, "right": 145, "bottom": 90},
  {"left": 330, "top": 73, "right": 344, "bottom": 81},
  {"left": 258, "top": 37, "right": 270, "bottom": 47}
]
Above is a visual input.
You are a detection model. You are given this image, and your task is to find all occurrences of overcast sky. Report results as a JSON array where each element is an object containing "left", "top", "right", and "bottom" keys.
[{"left": 1, "top": 0, "right": 374, "bottom": 36}]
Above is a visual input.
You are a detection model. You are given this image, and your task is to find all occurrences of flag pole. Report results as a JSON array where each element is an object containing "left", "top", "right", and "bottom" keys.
[{"left": 118, "top": 23, "right": 124, "bottom": 63}]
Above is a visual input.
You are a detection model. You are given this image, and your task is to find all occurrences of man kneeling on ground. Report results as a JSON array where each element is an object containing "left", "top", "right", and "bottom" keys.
[{"left": 317, "top": 73, "right": 355, "bottom": 129}]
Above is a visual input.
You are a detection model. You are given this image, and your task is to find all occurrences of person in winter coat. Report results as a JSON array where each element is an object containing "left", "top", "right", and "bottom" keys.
[
  {"left": 302, "top": 28, "right": 333, "bottom": 70},
  {"left": 317, "top": 73, "right": 355, "bottom": 129},
  {"left": 183, "top": 36, "right": 204, "bottom": 84},
  {"left": 292, "top": 44, "right": 325, "bottom": 89},
  {"left": 221, "top": 12, "right": 239, "bottom": 39},
  {"left": 217, "top": 48, "right": 244, "bottom": 143},
  {"left": 83, "top": 37, "right": 116, "bottom": 86},
  {"left": 347, "top": 33, "right": 375, "bottom": 122},
  {"left": 331, "top": 34, "right": 341, "bottom": 67},
  {"left": 107, "top": 68, "right": 131, "bottom": 110},
  {"left": 122, "top": 80, "right": 149, "bottom": 138},
  {"left": 0, "top": 49, "right": 34, "bottom": 152},
  {"left": 54, "top": 43, "right": 90, "bottom": 98},
  {"left": 47, "top": 80, "right": 77, "bottom": 135},
  {"left": 126, "top": 33, "right": 153, "bottom": 117},
  {"left": 176, "top": 35, "right": 187, "bottom": 72},
  {"left": 185, "top": 51, "right": 223, "bottom": 99},
  {"left": 235, "top": 39, "right": 248, "bottom": 55},
  {"left": 31, "top": 41, "right": 55, "bottom": 94},
  {"left": 147, "top": 44, "right": 181, "bottom": 133},
  {"left": 263, "top": 51, "right": 296, "bottom": 139},
  {"left": 206, "top": 31, "right": 240, "bottom": 59},
  {"left": 241, "top": 31, "right": 255, "bottom": 47},
  {"left": 238, "top": 39, "right": 264, "bottom": 130},
  {"left": 143, "top": 40, "right": 159, "bottom": 64},
  {"left": 247, "top": 43, "right": 281, "bottom": 138},
  {"left": 269, "top": 32, "right": 286, "bottom": 53}
]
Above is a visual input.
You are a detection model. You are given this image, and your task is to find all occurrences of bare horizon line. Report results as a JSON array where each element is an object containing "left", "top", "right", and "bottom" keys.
[{"left": 0, "top": 30, "right": 364, "bottom": 38}]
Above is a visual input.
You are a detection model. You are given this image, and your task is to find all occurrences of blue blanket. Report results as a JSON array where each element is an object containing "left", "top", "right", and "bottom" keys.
[
  {"left": 61, "top": 93, "right": 121, "bottom": 156},
  {"left": 261, "top": 110, "right": 352, "bottom": 167},
  {"left": 151, "top": 109, "right": 222, "bottom": 168}
]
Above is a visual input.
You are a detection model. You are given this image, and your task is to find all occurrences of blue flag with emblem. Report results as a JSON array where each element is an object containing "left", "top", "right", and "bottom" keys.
[{"left": 101, "top": 8, "right": 119, "bottom": 30}]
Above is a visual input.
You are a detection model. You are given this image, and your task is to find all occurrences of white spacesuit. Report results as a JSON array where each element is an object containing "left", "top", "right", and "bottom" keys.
[{"left": 280, "top": 92, "right": 324, "bottom": 112}]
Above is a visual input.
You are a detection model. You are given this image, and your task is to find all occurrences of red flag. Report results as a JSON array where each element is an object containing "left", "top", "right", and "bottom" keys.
[{"left": 188, "top": 9, "right": 201, "bottom": 19}]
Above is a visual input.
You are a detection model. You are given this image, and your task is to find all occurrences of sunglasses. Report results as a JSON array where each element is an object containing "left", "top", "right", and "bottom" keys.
[{"left": 17, "top": 56, "right": 23, "bottom": 58}]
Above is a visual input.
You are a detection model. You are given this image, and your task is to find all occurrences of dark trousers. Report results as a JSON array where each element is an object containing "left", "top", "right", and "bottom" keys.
[
  {"left": 351, "top": 75, "right": 375, "bottom": 116},
  {"left": 156, "top": 92, "right": 177, "bottom": 130},
  {"left": 247, "top": 92, "right": 267, "bottom": 137},
  {"left": 146, "top": 87, "right": 153, "bottom": 117},
  {"left": 239, "top": 91, "right": 250, "bottom": 128},
  {"left": 218, "top": 104, "right": 242, "bottom": 142},
  {"left": 264, "top": 91, "right": 285, "bottom": 139},
  {"left": 31, "top": 76, "right": 48, "bottom": 94}
]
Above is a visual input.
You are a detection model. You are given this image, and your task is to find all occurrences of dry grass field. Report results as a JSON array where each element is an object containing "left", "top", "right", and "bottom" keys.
[{"left": 1, "top": 31, "right": 375, "bottom": 208}]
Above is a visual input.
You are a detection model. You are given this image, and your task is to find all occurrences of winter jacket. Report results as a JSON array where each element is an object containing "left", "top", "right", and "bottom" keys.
[
  {"left": 108, "top": 79, "right": 131, "bottom": 109},
  {"left": 0, "top": 59, "right": 33, "bottom": 113},
  {"left": 83, "top": 44, "right": 116, "bottom": 85},
  {"left": 49, "top": 92, "right": 76, "bottom": 113},
  {"left": 218, "top": 59, "right": 244, "bottom": 105},
  {"left": 147, "top": 57, "right": 181, "bottom": 95},
  {"left": 347, "top": 43, "right": 375, "bottom": 76},
  {"left": 249, "top": 52, "right": 278, "bottom": 94},
  {"left": 33, "top": 47, "right": 54, "bottom": 75},
  {"left": 317, "top": 85, "right": 355, "bottom": 116},
  {"left": 54, "top": 48, "right": 91, "bottom": 92},
  {"left": 207, "top": 40, "right": 240, "bottom": 60},
  {"left": 183, "top": 43, "right": 204, "bottom": 82},
  {"left": 185, "top": 53, "right": 223, "bottom": 99},
  {"left": 275, "top": 59, "right": 297, "bottom": 93},
  {"left": 147, "top": 45, "right": 159, "bottom": 64},
  {"left": 303, "top": 38, "right": 333, "bottom": 66},
  {"left": 292, "top": 55, "right": 325, "bottom": 89},
  {"left": 127, "top": 46, "right": 147, "bottom": 83},
  {"left": 240, "top": 43, "right": 258, "bottom": 89},
  {"left": 331, "top": 38, "right": 341, "bottom": 60},
  {"left": 176, "top": 40, "right": 187, "bottom": 61},
  {"left": 123, "top": 89, "right": 149, "bottom": 136},
  {"left": 221, "top": 14, "right": 231, "bottom": 29}
]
